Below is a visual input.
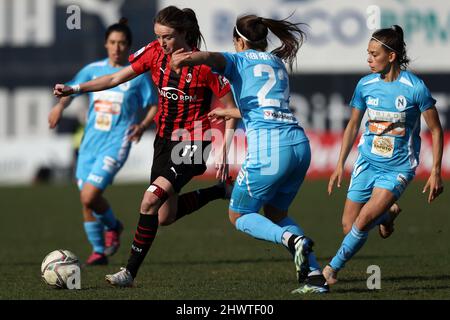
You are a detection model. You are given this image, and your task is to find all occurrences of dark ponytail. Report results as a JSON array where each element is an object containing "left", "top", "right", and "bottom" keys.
[
  {"left": 372, "top": 25, "right": 409, "bottom": 69},
  {"left": 105, "top": 17, "right": 132, "bottom": 46},
  {"left": 234, "top": 14, "right": 306, "bottom": 71},
  {"left": 154, "top": 6, "right": 205, "bottom": 49}
]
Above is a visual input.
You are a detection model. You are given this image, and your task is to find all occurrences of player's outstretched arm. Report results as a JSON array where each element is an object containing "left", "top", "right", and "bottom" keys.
[
  {"left": 53, "top": 66, "right": 138, "bottom": 98},
  {"left": 421, "top": 106, "right": 444, "bottom": 203},
  {"left": 170, "top": 49, "right": 227, "bottom": 74},
  {"left": 328, "top": 107, "right": 364, "bottom": 195}
]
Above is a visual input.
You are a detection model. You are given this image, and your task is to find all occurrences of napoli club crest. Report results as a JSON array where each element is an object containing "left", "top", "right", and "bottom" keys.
[{"left": 395, "top": 95, "right": 407, "bottom": 111}]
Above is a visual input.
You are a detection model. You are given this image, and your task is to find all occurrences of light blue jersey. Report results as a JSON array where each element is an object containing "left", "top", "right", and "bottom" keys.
[
  {"left": 350, "top": 70, "right": 436, "bottom": 173},
  {"left": 68, "top": 58, "right": 157, "bottom": 189},
  {"left": 219, "top": 50, "right": 310, "bottom": 211},
  {"left": 221, "top": 50, "right": 308, "bottom": 154},
  {"left": 221, "top": 49, "right": 322, "bottom": 273}
]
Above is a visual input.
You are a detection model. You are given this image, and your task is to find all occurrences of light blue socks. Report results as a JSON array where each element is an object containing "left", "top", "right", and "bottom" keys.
[
  {"left": 83, "top": 221, "right": 105, "bottom": 253},
  {"left": 236, "top": 213, "right": 285, "bottom": 244},
  {"left": 235, "top": 214, "right": 321, "bottom": 272},
  {"left": 92, "top": 207, "right": 118, "bottom": 231},
  {"left": 329, "top": 224, "right": 368, "bottom": 271}
]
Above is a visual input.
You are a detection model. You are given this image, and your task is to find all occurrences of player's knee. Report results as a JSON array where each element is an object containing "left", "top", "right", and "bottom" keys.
[
  {"left": 140, "top": 197, "right": 160, "bottom": 215},
  {"left": 80, "top": 190, "right": 98, "bottom": 209},
  {"left": 228, "top": 211, "right": 241, "bottom": 227},
  {"left": 342, "top": 222, "right": 352, "bottom": 235}
]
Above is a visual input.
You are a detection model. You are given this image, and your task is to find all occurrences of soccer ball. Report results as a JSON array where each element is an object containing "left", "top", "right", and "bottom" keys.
[{"left": 41, "top": 250, "right": 80, "bottom": 289}]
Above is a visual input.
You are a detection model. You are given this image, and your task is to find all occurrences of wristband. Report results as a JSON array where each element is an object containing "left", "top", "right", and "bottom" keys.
[{"left": 71, "top": 84, "right": 81, "bottom": 93}]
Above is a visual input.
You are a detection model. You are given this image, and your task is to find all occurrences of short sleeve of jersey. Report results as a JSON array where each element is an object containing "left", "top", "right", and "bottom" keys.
[
  {"left": 139, "top": 75, "right": 158, "bottom": 108},
  {"left": 349, "top": 79, "right": 366, "bottom": 111},
  {"left": 66, "top": 64, "right": 93, "bottom": 97},
  {"left": 129, "top": 43, "right": 155, "bottom": 75},
  {"left": 220, "top": 52, "right": 239, "bottom": 82},
  {"left": 205, "top": 68, "right": 231, "bottom": 99},
  {"left": 66, "top": 65, "right": 92, "bottom": 87},
  {"left": 414, "top": 80, "right": 436, "bottom": 112}
]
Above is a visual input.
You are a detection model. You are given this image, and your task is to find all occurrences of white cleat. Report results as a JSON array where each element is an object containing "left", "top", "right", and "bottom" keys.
[
  {"left": 105, "top": 267, "right": 134, "bottom": 287},
  {"left": 294, "top": 236, "right": 314, "bottom": 283}
]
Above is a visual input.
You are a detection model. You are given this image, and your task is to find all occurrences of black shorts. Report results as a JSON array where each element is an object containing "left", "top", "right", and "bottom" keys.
[{"left": 150, "top": 136, "right": 212, "bottom": 193}]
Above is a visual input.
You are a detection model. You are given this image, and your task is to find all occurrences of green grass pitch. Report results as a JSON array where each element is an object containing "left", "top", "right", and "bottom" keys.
[{"left": 0, "top": 179, "right": 449, "bottom": 300}]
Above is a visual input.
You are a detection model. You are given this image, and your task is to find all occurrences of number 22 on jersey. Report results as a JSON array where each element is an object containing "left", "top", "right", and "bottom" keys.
[{"left": 253, "top": 64, "right": 289, "bottom": 109}]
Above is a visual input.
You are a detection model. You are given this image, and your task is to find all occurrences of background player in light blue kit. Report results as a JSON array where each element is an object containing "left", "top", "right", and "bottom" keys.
[
  {"left": 48, "top": 19, "right": 158, "bottom": 266},
  {"left": 171, "top": 14, "right": 329, "bottom": 293},
  {"left": 324, "top": 25, "right": 444, "bottom": 285}
]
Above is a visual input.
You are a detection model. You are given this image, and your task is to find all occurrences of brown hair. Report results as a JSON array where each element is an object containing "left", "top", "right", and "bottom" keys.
[
  {"left": 154, "top": 6, "right": 205, "bottom": 49},
  {"left": 372, "top": 25, "right": 409, "bottom": 69},
  {"left": 233, "top": 14, "right": 306, "bottom": 70}
]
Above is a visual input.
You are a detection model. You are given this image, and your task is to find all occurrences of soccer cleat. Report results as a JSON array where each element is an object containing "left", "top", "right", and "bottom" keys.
[
  {"left": 322, "top": 264, "right": 338, "bottom": 285},
  {"left": 291, "top": 274, "right": 330, "bottom": 294},
  {"left": 104, "top": 220, "right": 124, "bottom": 257},
  {"left": 105, "top": 267, "right": 134, "bottom": 287},
  {"left": 379, "top": 203, "right": 402, "bottom": 239},
  {"left": 294, "top": 236, "right": 314, "bottom": 283},
  {"left": 84, "top": 252, "right": 108, "bottom": 266}
]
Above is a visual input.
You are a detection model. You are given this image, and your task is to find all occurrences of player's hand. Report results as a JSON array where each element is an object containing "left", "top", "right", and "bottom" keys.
[
  {"left": 127, "top": 124, "right": 145, "bottom": 143},
  {"left": 208, "top": 108, "right": 230, "bottom": 124},
  {"left": 170, "top": 48, "right": 192, "bottom": 74},
  {"left": 215, "top": 163, "right": 229, "bottom": 182},
  {"left": 422, "top": 171, "right": 444, "bottom": 203},
  {"left": 215, "top": 147, "right": 229, "bottom": 182},
  {"left": 328, "top": 166, "right": 344, "bottom": 195},
  {"left": 53, "top": 84, "right": 73, "bottom": 98},
  {"left": 48, "top": 105, "right": 64, "bottom": 129}
]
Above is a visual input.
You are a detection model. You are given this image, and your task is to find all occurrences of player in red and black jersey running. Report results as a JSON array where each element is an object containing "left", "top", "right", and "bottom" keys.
[{"left": 54, "top": 6, "right": 238, "bottom": 287}]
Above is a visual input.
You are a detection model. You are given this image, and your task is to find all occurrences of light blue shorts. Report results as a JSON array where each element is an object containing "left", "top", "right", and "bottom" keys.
[
  {"left": 230, "top": 142, "right": 311, "bottom": 214},
  {"left": 347, "top": 156, "right": 415, "bottom": 203},
  {"left": 76, "top": 148, "right": 129, "bottom": 191}
]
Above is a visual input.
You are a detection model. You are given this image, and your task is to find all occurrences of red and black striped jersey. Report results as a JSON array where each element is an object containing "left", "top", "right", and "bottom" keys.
[{"left": 129, "top": 40, "right": 231, "bottom": 141}]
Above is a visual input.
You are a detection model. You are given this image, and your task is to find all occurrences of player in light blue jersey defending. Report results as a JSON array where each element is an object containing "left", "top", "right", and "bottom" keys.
[
  {"left": 324, "top": 25, "right": 444, "bottom": 285},
  {"left": 171, "top": 14, "right": 329, "bottom": 293},
  {"left": 48, "top": 19, "right": 158, "bottom": 266}
]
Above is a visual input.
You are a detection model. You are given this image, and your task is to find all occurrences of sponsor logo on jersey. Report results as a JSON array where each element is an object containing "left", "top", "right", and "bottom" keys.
[
  {"left": 158, "top": 87, "right": 197, "bottom": 102},
  {"left": 368, "top": 121, "right": 405, "bottom": 136},
  {"left": 367, "top": 108, "right": 405, "bottom": 123},
  {"left": 371, "top": 136, "right": 394, "bottom": 158},
  {"left": 367, "top": 96, "right": 379, "bottom": 106},
  {"left": 395, "top": 95, "right": 407, "bottom": 111},
  {"left": 263, "top": 110, "right": 297, "bottom": 123}
]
